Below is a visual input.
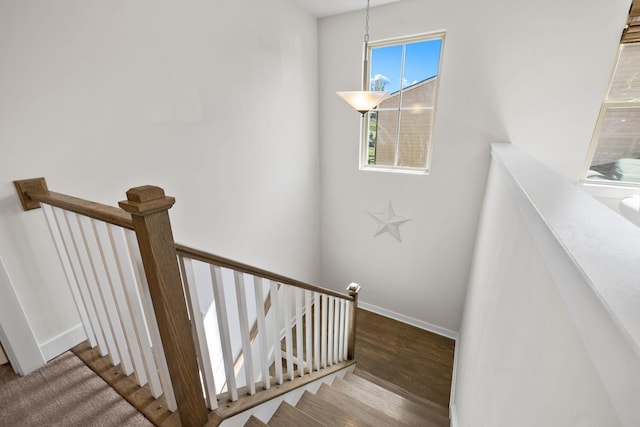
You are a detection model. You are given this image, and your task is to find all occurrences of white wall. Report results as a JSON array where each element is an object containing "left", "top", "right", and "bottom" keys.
[
  {"left": 454, "top": 159, "right": 622, "bottom": 427},
  {"left": 318, "top": 0, "right": 630, "bottom": 332},
  {"left": 0, "top": 0, "right": 319, "bottom": 362}
]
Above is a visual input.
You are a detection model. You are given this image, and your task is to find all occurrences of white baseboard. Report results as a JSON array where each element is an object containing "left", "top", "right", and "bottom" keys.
[
  {"left": 358, "top": 301, "right": 459, "bottom": 340},
  {"left": 39, "top": 324, "right": 86, "bottom": 361},
  {"left": 449, "top": 333, "right": 460, "bottom": 416},
  {"left": 450, "top": 403, "right": 459, "bottom": 427}
]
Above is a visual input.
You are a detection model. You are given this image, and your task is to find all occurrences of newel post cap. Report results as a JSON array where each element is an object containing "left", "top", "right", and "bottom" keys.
[
  {"left": 118, "top": 185, "right": 176, "bottom": 216},
  {"left": 347, "top": 282, "right": 361, "bottom": 297}
]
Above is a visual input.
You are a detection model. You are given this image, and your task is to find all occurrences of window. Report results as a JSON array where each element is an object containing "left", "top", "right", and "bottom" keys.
[
  {"left": 585, "top": 2, "right": 640, "bottom": 185},
  {"left": 363, "top": 33, "right": 444, "bottom": 173},
  {"left": 586, "top": 43, "right": 640, "bottom": 184}
]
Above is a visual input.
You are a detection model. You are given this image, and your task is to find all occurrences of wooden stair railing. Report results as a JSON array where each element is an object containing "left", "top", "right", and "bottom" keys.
[
  {"left": 175, "top": 244, "right": 360, "bottom": 419},
  {"left": 13, "top": 177, "right": 360, "bottom": 426},
  {"left": 14, "top": 177, "right": 208, "bottom": 427}
]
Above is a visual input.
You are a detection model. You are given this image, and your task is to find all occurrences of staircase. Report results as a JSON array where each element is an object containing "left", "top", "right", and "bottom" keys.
[
  {"left": 14, "top": 179, "right": 454, "bottom": 427},
  {"left": 244, "top": 370, "right": 450, "bottom": 427}
]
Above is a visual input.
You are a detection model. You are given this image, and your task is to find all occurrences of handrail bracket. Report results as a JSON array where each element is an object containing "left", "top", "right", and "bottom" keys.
[{"left": 14, "top": 177, "right": 48, "bottom": 211}]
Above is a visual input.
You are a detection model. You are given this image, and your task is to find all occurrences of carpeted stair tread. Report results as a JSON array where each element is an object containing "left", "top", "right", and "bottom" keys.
[
  {"left": 315, "top": 382, "right": 410, "bottom": 427},
  {"left": 333, "top": 376, "right": 449, "bottom": 427},
  {"left": 295, "top": 390, "right": 371, "bottom": 426},
  {"left": 351, "top": 369, "right": 450, "bottom": 418},
  {"left": 267, "top": 401, "right": 325, "bottom": 427}
]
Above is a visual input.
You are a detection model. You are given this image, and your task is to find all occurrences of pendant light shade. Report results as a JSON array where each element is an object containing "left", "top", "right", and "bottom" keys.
[
  {"left": 337, "top": 90, "right": 389, "bottom": 115},
  {"left": 336, "top": 0, "right": 388, "bottom": 115}
]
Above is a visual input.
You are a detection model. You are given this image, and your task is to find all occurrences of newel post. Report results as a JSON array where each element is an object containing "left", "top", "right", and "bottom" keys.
[
  {"left": 119, "top": 186, "right": 208, "bottom": 427},
  {"left": 346, "top": 283, "right": 361, "bottom": 360}
]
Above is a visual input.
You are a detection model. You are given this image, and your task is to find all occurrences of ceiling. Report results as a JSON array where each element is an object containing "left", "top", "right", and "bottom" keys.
[{"left": 290, "top": 0, "right": 404, "bottom": 18}]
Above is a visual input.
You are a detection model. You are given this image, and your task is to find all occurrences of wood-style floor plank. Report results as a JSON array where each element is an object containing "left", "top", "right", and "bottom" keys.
[
  {"left": 243, "top": 415, "right": 269, "bottom": 427},
  {"left": 315, "top": 382, "right": 408, "bottom": 427},
  {"left": 268, "top": 401, "right": 324, "bottom": 427},
  {"left": 338, "top": 374, "right": 449, "bottom": 426},
  {"left": 295, "top": 390, "right": 369, "bottom": 426},
  {"left": 354, "top": 308, "right": 455, "bottom": 410}
]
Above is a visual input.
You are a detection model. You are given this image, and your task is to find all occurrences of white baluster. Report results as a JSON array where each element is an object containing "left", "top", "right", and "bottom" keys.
[
  {"left": 234, "top": 271, "right": 256, "bottom": 395},
  {"left": 321, "top": 294, "right": 328, "bottom": 369},
  {"left": 338, "top": 299, "right": 346, "bottom": 363},
  {"left": 305, "top": 290, "right": 312, "bottom": 374},
  {"left": 295, "top": 287, "right": 304, "bottom": 378},
  {"left": 90, "top": 220, "right": 134, "bottom": 376},
  {"left": 333, "top": 296, "right": 340, "bottom": 363},
  {"left": 57, "top": 209, "right": 106, "bottom": 354},
  {"left": 253, "top": 277, "right": 270, "bottom": 390},
  {"left": 101, "top": 223, "right": 147, "bottom": 384},
  {"left": 78, "top": 216, "right": 127, "bottom": 369},
  {"left": 42, "top": 205, "right": 95, "bottom": 348},
  {"left": 269, "top": 281, "right": 283, "bottom": 385},
  {"left": 327, "top": 296, "right": 334, "bottom": 366},
  {"left": 210, "top": 265, "right": 238, "bottom": 402},
  {"left": 282, "top": 286, "right": 294, "bottom": 381},
  {"left": 68, "top": 212, "right": 118, "bottom": 364},
  {"left": 126, "top": 230, "right": 176, "bottom": 409},
  {"left": 110, "top": 226, "right": 155, "bottom": 389},
  {"left": 179, "top": 256, "right": 218, "bottom": 410},
  {"left": 313, "top": 292, "right": 320, "bottom": 372}
]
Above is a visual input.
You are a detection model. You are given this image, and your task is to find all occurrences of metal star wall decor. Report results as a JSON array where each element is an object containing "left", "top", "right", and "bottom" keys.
[{"left": 368, "top": 201, "right": 411, "bottom": 242}]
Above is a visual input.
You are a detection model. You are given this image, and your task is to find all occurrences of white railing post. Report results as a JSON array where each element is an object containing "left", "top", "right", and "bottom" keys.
[
  {"left": 282, "top": 286, "right": 294, "bottom": 381},
  {"left": 253, "top": 277, "right": 271, "bottom": 390},
  {"left": 295, "top": 287, "right": 304, "bottom": 377},
  {"left": 269, "top": 280, "right": 284, "bottom": 385},
  {"left": 178, "top": 256, "right": 218, "bottom": 410},
  {"left": 305, "top": 290, "right": 313, "bottom": 374},
  {"left": 234, "top": 271, "right": 256, "bottom": 395},
  {"left": 210, "top": 265, "right": 238, "bottom": 402},
  {"left": 313, "top": 292, "right": 320, "bottom": 372}
]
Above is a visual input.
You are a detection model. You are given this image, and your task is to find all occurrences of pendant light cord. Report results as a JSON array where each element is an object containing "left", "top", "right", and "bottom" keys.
[
  {"left": 364, "top": 0, "right": 370, "bottom": 43},
  {"left": 362, "top": 0, "right": 371, "bottom": 91}
]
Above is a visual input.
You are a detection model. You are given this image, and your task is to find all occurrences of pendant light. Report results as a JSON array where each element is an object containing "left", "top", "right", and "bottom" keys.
[{"left": 337, "top": 0, "right": 389, "bottom": 116}]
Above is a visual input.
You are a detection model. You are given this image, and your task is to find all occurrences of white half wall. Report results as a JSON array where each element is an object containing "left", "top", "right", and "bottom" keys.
[
  {"left": 453, "top": 144, "right": 640, "bottom": 427},
  {"left": 318, "top": 0, "right": 630, "bottom": 332},
  {"left": 0, "top": 0, "right": 320, "bottom": 362}
]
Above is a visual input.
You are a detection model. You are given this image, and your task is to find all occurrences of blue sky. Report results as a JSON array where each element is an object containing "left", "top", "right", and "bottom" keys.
[{"left": 370, "top": 38, "right": 442, "bottom": 93}]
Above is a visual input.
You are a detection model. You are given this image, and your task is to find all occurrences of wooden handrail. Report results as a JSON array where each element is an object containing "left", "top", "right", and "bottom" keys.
[
  {"left": 14, "top": 178, "right": 133, "bottom": 229},
  {"left": 14, "top": 178, "right": 353, "bottom": 303},
  {"left": 175, "top": 243, "right": 354, "bottom": 302}
]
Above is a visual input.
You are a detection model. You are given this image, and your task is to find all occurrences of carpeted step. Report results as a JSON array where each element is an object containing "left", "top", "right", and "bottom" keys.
[
  {"left": 351, "top": 369, "right": 450, "bottom": 418},
  {"left": 334, "top": 375, "right": 449, "bottom": 427},
  {"left": 267, "top": 401, "right": 324, "bottom": 427},
  {"left": 295, "top": 390, "right": 369, "bottom": 426}
]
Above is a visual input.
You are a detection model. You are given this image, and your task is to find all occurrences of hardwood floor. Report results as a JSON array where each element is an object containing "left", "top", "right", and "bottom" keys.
[{"left": 354, "top": 308, "right": 455, "bottom": 410}]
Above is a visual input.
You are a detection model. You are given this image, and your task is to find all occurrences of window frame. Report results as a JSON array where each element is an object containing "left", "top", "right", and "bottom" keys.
[
  {"left": 359, "top": 31, "right": 446, "bottom": 175},
  {"left": 583, "top": 42, "right": 640, "bottom": 187}
]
